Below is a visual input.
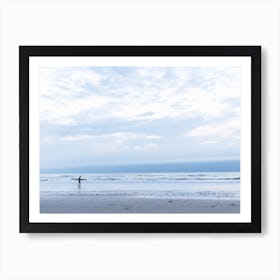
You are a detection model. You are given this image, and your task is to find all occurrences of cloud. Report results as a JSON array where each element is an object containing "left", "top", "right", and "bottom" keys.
[
  {"left": 54, "top": 132, "right": 162, "bottom": 154},
  {"left": 39, "top": 66, "right": 241, "bottom": 126},
  {"left": 185, "top": 118, "right": 240, "bottom": 145},
  {"left": 40, "top": 67, "right": 103, "bottom": 98},
  {"left": 200, "top": 140, "right": 220, "bottom": 144},
  {"left": 132, "top": 143, "right": 160, "bottom": 151},
  {"left": 59, "top": 132, "right": 161, "bottom": 142},
  {"left": 40, "top": 95, "right": 109, "bottom": 125}
]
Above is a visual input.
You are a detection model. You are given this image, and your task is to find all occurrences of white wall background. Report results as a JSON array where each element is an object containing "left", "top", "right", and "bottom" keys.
[{"left": 0, "top": 0, "right": 279, "bottom": 279}]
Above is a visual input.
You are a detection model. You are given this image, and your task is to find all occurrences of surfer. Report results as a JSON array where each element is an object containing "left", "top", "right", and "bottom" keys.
[{"left": 72, "top": 176, "right": 86, "bottom": 189}]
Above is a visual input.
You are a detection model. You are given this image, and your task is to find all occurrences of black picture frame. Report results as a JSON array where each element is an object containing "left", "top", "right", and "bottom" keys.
[{"left": 20, "top": 46, "right": 261, "bottom": 233}]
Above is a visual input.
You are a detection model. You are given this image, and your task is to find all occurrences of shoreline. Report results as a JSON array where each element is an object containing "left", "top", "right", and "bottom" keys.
[{"left": 40, "top": 195, "right": 240, "bottom": 213}]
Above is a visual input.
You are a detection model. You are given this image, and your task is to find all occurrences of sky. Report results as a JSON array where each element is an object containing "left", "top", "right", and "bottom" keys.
[{"left": 40, "top": 66, "right": 241, "bottom": 170}]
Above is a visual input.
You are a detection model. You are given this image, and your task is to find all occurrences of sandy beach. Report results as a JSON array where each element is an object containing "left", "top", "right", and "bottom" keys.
[{"left": 40, "top": 195, "right": 240, "bottom": 213}]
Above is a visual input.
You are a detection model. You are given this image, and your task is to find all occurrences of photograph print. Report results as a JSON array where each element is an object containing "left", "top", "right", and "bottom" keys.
[
  {"left": 40, "top": 64, "right": 241, "bottom": 214},
  {"left": 20, "top": 46, "right": 261, "bottom": 232}
]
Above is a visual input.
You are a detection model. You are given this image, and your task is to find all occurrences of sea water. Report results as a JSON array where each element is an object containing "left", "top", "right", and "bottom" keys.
[{"left": 40, "top": 171, "right": 240, "bottom": 200}]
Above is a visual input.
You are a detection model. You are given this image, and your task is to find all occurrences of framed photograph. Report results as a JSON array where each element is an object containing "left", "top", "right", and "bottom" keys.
[{"left": 20, "top": 46, "right": 261, "bottom": 233}]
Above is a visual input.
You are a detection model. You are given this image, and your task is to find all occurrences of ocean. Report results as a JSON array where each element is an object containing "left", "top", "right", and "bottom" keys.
[{"left": 40, "top": 161, "right": 240, "bottom": 201}]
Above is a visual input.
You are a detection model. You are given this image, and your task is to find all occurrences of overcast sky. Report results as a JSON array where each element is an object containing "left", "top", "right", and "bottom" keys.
[{"left": 40, "top": 66, "right": 241, "bottom": 170}]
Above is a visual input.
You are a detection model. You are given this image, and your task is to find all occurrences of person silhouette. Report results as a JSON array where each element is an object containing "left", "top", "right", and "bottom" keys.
[{"left": 72, "top": 176, "right": 86, "bottom": 189}]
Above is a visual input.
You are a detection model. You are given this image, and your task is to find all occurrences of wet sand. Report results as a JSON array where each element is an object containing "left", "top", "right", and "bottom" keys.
[{"left": 40, "top": 195, "right": 240, "bottom": 213}]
